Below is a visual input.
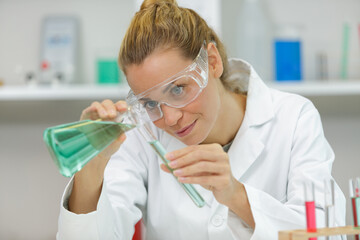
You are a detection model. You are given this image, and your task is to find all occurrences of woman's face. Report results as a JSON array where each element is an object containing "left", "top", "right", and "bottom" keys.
[{"left": 126, "top": 45, "right": 223, "bottom": 145}]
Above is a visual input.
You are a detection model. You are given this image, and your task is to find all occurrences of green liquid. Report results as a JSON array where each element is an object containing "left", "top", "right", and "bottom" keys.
[
  {"left": 43, "top": 120, "right": 135, "bottom": 177},
  {"left": 149, "top": 140, "right": 205, "bottom": 208}
]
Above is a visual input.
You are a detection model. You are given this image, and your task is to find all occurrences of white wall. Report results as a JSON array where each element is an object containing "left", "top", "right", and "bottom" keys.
[
  {"left": 0, "top": 0, "right": 134, "bottom": 85},
  {"left": 268, "top": 0, "right": 360, "bottom": 80},
  {"left": 0, "top": 0, "right": 360, "bottom": 239},
  {"left": 1, "top": 0, "right": 360, "bottom": 84},
  {"left": 0, "top": 100, "right": 95, "bottom": 240},
  {"left": 222, "top": 0, "right": 360, "bottom": 80}
]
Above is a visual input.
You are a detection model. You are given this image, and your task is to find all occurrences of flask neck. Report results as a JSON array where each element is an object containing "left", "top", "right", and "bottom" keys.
[
  {"left": 114, "top": 107, "right": 137, "bottom": 125},
  {"left": 113, "top": 105, "right": 158, "bottom": 142}
]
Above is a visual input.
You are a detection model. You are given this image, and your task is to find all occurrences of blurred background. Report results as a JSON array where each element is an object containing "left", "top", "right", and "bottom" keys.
[{"left": 0, "top": 0, "right": 359, "bottom": 239}]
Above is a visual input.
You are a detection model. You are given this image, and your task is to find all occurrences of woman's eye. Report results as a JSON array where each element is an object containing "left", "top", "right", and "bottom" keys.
[
  {"left": 171, "top": 85, "right": 184, "bottom": 96},
  {"left": 144, "top": 100, "right": 158, "bottom": 110}
]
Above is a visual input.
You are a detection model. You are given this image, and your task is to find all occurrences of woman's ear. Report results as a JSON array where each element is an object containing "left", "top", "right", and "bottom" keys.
[{"left": 207, "top": 42, "right": 224, "bottom": 79}]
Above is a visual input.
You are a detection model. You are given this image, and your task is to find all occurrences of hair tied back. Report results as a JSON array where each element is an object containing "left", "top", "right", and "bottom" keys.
[{"left": 140, "top": 0, "right": 178, "bottom": 11}]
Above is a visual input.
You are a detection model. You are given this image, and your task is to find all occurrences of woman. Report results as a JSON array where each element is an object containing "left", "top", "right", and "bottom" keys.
[{"left": 57, "top": 0, "right": 346, "bottom": 239}]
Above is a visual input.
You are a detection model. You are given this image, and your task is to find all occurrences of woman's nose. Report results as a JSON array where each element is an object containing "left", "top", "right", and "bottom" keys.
[{"left": 160, "top": 104, "right": 182, "bottom": 126}]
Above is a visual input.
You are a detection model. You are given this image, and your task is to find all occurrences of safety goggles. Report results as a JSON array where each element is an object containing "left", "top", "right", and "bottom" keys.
[{"left": 126, "top": 43, "right": 209, "bottom": 122}]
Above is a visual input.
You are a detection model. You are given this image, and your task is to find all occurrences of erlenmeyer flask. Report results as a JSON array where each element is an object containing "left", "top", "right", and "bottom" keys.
[
  {"left": 43, "top": 113, "right": 136, "bottom": 178},
  {"left": 43, "top": 102, "right": 206, "bottom": 208}
]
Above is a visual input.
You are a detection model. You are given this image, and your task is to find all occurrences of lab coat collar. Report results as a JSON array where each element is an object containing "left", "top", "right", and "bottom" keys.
[
  {"left": 227, "top": 120, "right": 265, "bottom": 180},
  {"left": 226, "top": 59, "right": 272, "bottom": 180},
  {"left": 227, "top": 58, "right": 274, "bottom": 127}
]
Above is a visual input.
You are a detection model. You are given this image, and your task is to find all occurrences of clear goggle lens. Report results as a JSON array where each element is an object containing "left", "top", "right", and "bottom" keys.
[{"left": 127, "top": 43, "right": 209, "bottom": 122}]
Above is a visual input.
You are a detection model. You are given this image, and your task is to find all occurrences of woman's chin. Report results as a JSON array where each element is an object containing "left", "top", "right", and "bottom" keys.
[{"left": 177, "top": 133, "right": 206, "bottom": 146}]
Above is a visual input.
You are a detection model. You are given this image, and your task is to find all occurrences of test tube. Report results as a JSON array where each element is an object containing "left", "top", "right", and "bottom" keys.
[
  {"left": 137, "top": 122, "right": 206, "bottom": 208},
  {"left": 127, "top": 102, "right": 206, "bottom": 208},
  {"left": 324, "top": 179, "right": 335, "bottom": 240},
  {"left": 349, "top": 178, "right": 360, "bottom": 240},
  {"left": 304, "top": 182, "right": 317, "bottom": 240},
  {"left": 324, "top": 179, "right": 335, "bottom": 227}
]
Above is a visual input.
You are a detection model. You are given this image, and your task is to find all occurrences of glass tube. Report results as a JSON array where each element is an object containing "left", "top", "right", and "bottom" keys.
[
  {"left": 349, "top": 178, "right": 360, "bottom": 240},
  {"left": 324, "top": 179, "right": 335, "bottom": 240},
  {"left": 136, "top": 122, "right": 206, "bottom": 208},
  {"left": 304, "top": 182, "right": 317, "bottom": 240},
  {"left": 324, "top": 179, "right": 335, "bottom": 228}
]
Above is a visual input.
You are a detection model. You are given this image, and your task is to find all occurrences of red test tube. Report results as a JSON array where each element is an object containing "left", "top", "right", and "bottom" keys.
[
  {"left": 304, "top": 182, "right": 317, "bottom": 240},
  {"left": 350, "top": 178, "right": 360, "bottom": 240}
]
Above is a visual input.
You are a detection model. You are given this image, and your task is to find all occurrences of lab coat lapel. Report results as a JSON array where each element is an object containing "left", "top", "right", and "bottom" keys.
[
  {"left": 228, "top": 126, "right": 264, "bottom": 181},
  {"left": 227, "top": 59, "right": 274, "bottom": 180},
  {"left": 227, "top": 58, "right": 274, "bottom": 128}
]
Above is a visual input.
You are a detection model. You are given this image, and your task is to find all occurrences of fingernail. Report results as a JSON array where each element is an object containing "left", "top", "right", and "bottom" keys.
[
  {"left": 168, "top": 161, "right": 177, "bottom": 168},
  {"left": 173, "top": 169, "right": 182, "bottom": 176},
  {"left": 178, "top": 177, "right": 187, "bottom": 183},
  {"left": 165, "top": 153, "right": 174, "bottom": 160},
  {"left": 119, "top": 102, "right": 127, "bottom": 109}
]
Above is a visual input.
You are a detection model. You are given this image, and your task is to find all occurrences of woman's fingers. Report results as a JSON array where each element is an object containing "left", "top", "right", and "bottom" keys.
[
  {"left": 160, "top": 164, "right": 172, "bottom": 173},
  {"left": 168, "top": 146, "right": 227, "bottom": 169},
  {"left": 161, "top": 144, "right": 239, "bottom": 206},
  {"left": 102, "top": 99, "right": 117, "bottom": 119},
  {"left": 80, "top": 100, "right": 128, "bottom": 121},
  {"left": 160, "top": 144, "right": 231, "bottom": 179},
  {"left": 177, "top": 175, "right": 227, "bottom": 187},
  {"left": 80, "top": 104, "right": 98, "bottom": 120},
  {"left": 160, "top": 144, "right": 233, "bottom": 193},
  {"left": 166, "top": 144, "right": 223, "bottom": 160},
  {"left": 115, "top": 101, "right": 128, "bottom": 112},
  {"left": 173, "top": 161, "right": 228, "bottom": 177},
  {"left": 91, "top": 101, "right": 109, "bottom": 119}
]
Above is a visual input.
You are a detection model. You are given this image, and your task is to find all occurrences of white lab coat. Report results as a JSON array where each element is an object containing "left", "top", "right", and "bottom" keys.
[{"left": 57, "top": 59, "right": 346, "bottom": 240}]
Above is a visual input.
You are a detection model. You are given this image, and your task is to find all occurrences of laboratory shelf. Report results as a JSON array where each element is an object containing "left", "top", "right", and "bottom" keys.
[
  {"left": 0, "top": 84, "right": 130, "bottom": 101},
  {"left": 1, "top": 80, "right": 360, "bottom": 101},
  {"left": 268, "top": 80, "right": 360, "bottom": 96}
]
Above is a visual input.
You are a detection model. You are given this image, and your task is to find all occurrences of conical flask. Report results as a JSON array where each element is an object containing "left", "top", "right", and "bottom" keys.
[
  {"left": 43, "top": 100, "right": 206, "bottom": 208},
  {"left": 43, "top": 111, "right": 137, "bottom": 178}
]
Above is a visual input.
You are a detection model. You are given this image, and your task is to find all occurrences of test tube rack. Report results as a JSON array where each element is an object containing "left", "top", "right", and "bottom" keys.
[{"left": 278, "top": 226, "right": 360, "bottom": 240}]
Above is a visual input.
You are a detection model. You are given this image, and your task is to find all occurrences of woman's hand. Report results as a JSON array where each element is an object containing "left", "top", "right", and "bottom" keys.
[
  {"left": 69, "top": 99, "right": 128, "bottom": 214},
  {"left": 161, "top": 143, "right": 238, "bottom": 206},
  {"left": 161, "top": 143, "right": 255, "bottom": 228},
  {"left": 78, "top": 99, "right": 128, "bottom": 178}
]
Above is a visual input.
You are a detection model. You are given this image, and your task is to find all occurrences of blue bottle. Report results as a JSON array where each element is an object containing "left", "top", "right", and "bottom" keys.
[{"left": 274, "top": 26, "right": 303, "bottom": 81}]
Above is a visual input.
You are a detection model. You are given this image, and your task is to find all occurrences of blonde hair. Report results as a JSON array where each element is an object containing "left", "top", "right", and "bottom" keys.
[{"left": 119, "top": 0, "right": 233, "bottom": 91}]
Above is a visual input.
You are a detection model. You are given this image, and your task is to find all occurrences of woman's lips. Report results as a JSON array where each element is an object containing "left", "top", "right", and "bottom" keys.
[{"left": 175, "top": 120, "right": 197, "bottom": 138}]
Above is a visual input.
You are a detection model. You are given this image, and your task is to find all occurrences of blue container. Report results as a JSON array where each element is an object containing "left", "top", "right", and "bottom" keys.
[{"left": 274, "top": 40, "right": 302, "bottom": 81}]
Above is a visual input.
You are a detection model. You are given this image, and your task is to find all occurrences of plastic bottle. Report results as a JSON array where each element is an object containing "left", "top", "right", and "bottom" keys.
[
  {"left": 274, "top": 25, "right": 303, "bottom": 81},
  {"left": 236, "top": 0, "right": 273, "bottom": 82}
]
